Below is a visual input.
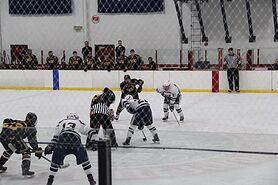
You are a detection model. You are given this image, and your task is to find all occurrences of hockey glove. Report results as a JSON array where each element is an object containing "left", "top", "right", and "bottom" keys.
[
  {"left": 87, "top": 140, "right": 98, "bottom": 151},
  {"left": 137, "top": 124, "right": 144, "bottom": 131},
  {"left": 126, "top": 106, "right": 136, "bottom": 114},
  {"left": 169, "top": 104, "right": 174, "bottom": 112},
  {"left": 108, "top": 109, "right": 115, "bottom": 121},
  {"left": 162, "top": 92, "right": 171, "bottom": 98},
  {"left": 44, "top": 145, "right": 53, "bottom": 155},
  {"left": 34, "top": 147, "right": 43, "bottom": 159}
]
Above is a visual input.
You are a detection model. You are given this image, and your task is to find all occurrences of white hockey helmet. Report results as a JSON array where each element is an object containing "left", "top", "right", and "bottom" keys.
[
  {"left": 163, "top": 80, "right": 171, "bottom": 90},
  {"left": 124, "top": 95, "right": 133, "bottom": 101},
  {"left": 67, "top": 113, "right": 79, "bottom": 120}
]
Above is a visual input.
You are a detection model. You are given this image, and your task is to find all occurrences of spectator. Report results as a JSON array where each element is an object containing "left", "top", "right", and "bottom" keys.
[
  {"left": 84, "top": 52, "right": 99, "bottom": 71},
  {"left": 148, "top": 57, "right": 157, "bottom": 70},
  {"left": 46, "top": 51, "right": 59, "bottom": 70},
  {"left": 127, "top": 49, "right": 143, "bottom": 70},
  {"left": 115, "top": 40, "right": 125, "bottom": 58},
  {"left": 60, "top": 52, "right": 67, "bottom": 70},
  {"left": 22, "top": 49, "right": 38, "bottom": 69},
  {"left": 18, "top": 48, "right": 26, "bottom": 65},
  {"left": 82, "top": 41, "right": 93, "bottom": 61},
  {"left": 224, "top": 48, "right": 241, "bottom": 93},
  {"left": 60, "top": 61, "right": 67, "bottom": 70},
  {"left": 69, "top": 51, "right": 83, "bottom": 70},
  {"left": 272, "top": 58, "right": 278, "bottom": 70},
  {"left": 116, "top": 51, "right": 128, "bottom": 70},
  {"left": 100, "top": 54, "right": 114, "bottom": 71}
]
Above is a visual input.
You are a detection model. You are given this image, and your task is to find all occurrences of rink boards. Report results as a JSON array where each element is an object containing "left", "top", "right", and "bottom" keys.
[{"left": 0, "top": 70, "right": 277, "bottom": 93}]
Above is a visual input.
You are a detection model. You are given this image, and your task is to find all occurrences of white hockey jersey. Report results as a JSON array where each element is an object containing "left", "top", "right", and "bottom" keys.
[
  {"left": 156, "top": 83, "right": 181, "bottom": 104},
  {"left": 122, "top": 98, "right": 150, "bottom": 114},
  {"left": 52, "top": 118, "right": 92, "bottom": 139}
]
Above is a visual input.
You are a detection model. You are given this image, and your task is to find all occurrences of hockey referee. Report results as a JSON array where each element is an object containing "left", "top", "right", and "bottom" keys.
[{"left": 224, "top": 47, "right": 241, "bottom": 93}]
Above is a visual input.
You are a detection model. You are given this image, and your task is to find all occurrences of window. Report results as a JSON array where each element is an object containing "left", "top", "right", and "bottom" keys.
[
  {"left": 9, "top": 0, "right": 72, "bottom": 15},
  {"left": 98, "top": 0, "right": 165, "bottom": 14}
]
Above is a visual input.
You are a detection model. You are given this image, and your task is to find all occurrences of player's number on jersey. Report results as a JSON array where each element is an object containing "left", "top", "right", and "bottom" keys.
[{"left": 63, "top": 122, "right": 76, "bottom": 129}]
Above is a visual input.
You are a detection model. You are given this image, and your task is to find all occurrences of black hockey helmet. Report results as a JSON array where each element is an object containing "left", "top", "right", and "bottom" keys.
[
  {"left": 124, "top": 74, "right": 131, "bottom": 80},
  {"left": 103, "top": 87, "right": 115, "bottom": 105},
  {"left": 25, "top": 112, "right": 37, "bottom": 127}
]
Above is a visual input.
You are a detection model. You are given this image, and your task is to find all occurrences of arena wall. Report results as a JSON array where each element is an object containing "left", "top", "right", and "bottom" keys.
[
  {"left": 2, "top": 0, "right": 278, "bottom": 65},
  {"left": 0, "top": 70, "right": 277, "bottom": 93},
  {"left": 0, "top": 0, "right": 181, "bottom": 63}
]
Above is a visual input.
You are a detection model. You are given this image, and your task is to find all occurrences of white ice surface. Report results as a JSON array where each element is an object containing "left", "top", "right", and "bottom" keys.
[{"left": 0, "top": 90, "right": 278, "bottom": 185}]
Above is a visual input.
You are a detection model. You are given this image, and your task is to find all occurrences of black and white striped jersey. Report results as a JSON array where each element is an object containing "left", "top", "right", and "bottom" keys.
[
  {"left": 122, "top": 98, "right": 150, "bottom": 114},
  {"left": 90, "top": 94, "right": 111, "bottom": 116},
  {"left": 90, "top": 102, "right": 109, "bottom": 115}
]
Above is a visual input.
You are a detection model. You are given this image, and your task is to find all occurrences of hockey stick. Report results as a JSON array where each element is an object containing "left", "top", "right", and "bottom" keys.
[
  {"left": 7, "top": 143, "right": 69, "bottom": 169},
  {"left": 142, "top": 131, "right": 147, "bottom": 142},
  {"left": 172, "top": 111, "right": 180, "bottom": 126},
  {"left": 41, "top": 156, "right": 70, "bottom": 169}
]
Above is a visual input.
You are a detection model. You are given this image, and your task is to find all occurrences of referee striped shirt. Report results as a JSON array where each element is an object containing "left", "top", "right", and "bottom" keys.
[{"left": 90, "top": 103, "right": 109, "bottom": 115}]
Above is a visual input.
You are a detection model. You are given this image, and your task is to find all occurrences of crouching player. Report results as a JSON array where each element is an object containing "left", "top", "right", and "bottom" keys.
[
  {"left": 44, "top": 113, "right": 96, "bottom": 185},
  {"left": 0, "top": 112, "right": 42, "bottom": 177},
  {"left": 122, "top": 95, "right": 160, "bottom": 145}
]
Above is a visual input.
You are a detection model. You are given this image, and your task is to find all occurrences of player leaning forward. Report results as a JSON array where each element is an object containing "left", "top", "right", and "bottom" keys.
[
  {"left": 122, "top": 95, "right": 160, "bottom": 145},
  {"left": 156, "top": 81, "right": 184, "bottom": 122},
  {"left": 89, "top": 87, "right": 118, "bottom": 147},
  {"left": 0, "top": 112, "right": 43, "bottom": 176},
  {"left": 44, "top": 113, "right": 96, "bottom": 185}
]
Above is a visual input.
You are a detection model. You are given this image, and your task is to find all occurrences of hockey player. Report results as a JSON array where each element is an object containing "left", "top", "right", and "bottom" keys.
[
  {"left": 156, "top": 81, "right": 184, "bottom": 122},
  {"left": 0, "top": 112, "right": 43, "bottom": 176},
  {"left": 44, "top": 113, "right": 96, "bottom": 185},
  {"left": 115, "top": 74, "right": 144, "bottom": 120},
  {"left": 122, "top": 95, "right": 160, "bottom": 145},
  {"left": 89, "top": 87, "right": 118, "bottom": 148}
]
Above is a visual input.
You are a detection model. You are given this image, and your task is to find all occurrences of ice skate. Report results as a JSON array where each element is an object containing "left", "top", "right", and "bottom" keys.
[
  {"left": 180, "top": 116, "right": 184, "bottom": 122},
  {"left": 46, "top": 175, "right": 54, "bottom": 185},
  {"left": 22, "top": 160, "right": 34, "bottom": 178},
  {"left": 122, "top": 137, "right": 131, "bottom": 146},
  {"left": 152, "top": 134, "right": 160, "bottom": 144},
  {"left": 87, "top": 174, "right": 96, "bottom": 185},
  {"left": 22, "top": 170, "right": 35, "bottom": 178},
  {"left": 162, "top": 116, "right": 168, "bottom": 121},
  {"left": 0, "top": 165, "right": 7, "bottom": 173}
]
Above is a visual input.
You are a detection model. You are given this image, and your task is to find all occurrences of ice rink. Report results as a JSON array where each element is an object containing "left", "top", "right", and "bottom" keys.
[{"left": 1, "top": 90, "right": 278, "bottom": 185}]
